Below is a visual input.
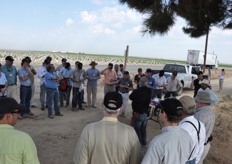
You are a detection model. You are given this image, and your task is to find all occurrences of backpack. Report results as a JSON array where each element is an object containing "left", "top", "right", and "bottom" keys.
[{"left": 59, "top": 78, "right": 68, "bottom": 91}]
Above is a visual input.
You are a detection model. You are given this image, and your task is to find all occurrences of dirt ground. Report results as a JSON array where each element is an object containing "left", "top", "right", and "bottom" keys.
[{"left": 13, "top": 62, "right": 232, "bottom": 164}]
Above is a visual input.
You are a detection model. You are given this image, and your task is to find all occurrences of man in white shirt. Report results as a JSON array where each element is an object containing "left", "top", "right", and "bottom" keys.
[
  {"left": 179, "top": 95, "right": 206, "bottom": 164},
  {"left": 73, "top": 92, "right": 141, "bottom": 164},
  {"left": 164, "top": 71, "right": 182, "bottom": 98},
  {"left": 142, "top": 98, "right": 193, "bottom": 164},
  {"left": 152, "top": 70, "right": 166, "bottom": 99}
]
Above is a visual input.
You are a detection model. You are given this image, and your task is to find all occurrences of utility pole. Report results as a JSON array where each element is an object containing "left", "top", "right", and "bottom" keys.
[{"left": 124, "top": 45, "right": 129, "bottom": 70}]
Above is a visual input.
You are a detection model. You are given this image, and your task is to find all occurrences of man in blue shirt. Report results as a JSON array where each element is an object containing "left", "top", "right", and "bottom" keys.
[
  {"left": 18, "top": 58, "right": 34, "bottom": 118},
  {"left": 146, "top": 68, "right": 156, "bottom": 98},
  {"left": 1, "top": 56, "right": 18, "bottom": 100},
  {"left": 85, "top": 61, "right": 100, "bottom": 108},
  {"left": 59, "top": 62, "right": 74, "bottom": 107},
  {"left": 45, "top": 64, "right": 63, "bottom": 118}
]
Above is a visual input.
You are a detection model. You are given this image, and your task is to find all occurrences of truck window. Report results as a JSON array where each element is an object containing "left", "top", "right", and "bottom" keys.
[{"left": 177, "top": 66, "right": 186, "bottom": 73}]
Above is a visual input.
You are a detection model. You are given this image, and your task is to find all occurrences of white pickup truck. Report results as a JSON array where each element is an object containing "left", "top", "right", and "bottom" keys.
[{"left": 162, "top": 63, "right": 200, "bottom": 95}]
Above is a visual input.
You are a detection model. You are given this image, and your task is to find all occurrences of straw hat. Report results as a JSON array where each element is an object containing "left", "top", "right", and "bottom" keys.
[
  {"left": 89, "top": 61, "right": 98, "bottom": 66},
  {"left": 200, "top": 79, "right": 211, "bottom": 87}
]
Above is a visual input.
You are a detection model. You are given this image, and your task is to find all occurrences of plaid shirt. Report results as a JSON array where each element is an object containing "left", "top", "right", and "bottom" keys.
[{"left": 194, "top": 105, "right": 215, "bottom": 143}]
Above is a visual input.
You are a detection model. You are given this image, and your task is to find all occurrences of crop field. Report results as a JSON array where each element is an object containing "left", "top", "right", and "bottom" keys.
[{"left": 0, "top": 49, "right": 231, "bottom": 67}]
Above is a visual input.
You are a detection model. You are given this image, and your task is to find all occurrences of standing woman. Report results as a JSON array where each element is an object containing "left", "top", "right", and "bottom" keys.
[{"left": 218, "top": 69, "right": 225, "bottom": 92}]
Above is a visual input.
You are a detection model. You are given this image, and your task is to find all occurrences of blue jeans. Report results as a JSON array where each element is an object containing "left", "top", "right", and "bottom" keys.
[
  {"left": 72, "top": 87, "right": 82, "bottom": 109},
  {"left": 20, "top": 85, "right": 32, "bottom": 116},
  {"left": 40, "top": 83, "right": 47, "bottom": 108},
  {"left": 46, "top": 88, "right": 60, "bottom": 116},
  {"left": 133, "top": 113, "right": 148, "bottom": 146},
  {"left": 186, "top": 158, "right": 196, "bottom": 164}
]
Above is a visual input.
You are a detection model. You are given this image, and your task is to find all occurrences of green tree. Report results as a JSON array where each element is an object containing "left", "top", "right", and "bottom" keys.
[{"left": 119, "top": 0, "right": 230, "bottom": 71}]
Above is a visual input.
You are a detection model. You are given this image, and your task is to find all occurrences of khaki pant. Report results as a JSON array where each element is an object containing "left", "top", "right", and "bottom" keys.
[
  {"left": 219, "top": 79, "right": 224, "bottom": 91},
  {"left": 119, "top": 92, "right": 129, "bottom": 114},
  {"left": 87, "top": 85, "right": 97, "bottom": 107},
  {"left": 7, "top": 85, "right": 18, "bottom": 102}
]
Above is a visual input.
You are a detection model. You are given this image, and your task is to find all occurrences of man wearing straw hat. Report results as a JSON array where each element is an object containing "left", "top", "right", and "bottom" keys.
[
  {"left": 179, "top": 95, "right": 206, "bottom": 164},
  {"left": 85, "top": 61, "right": 100, "bottom": 108},
  {"left": 194, "top": 91, "right": 215, "bottom": 164}
]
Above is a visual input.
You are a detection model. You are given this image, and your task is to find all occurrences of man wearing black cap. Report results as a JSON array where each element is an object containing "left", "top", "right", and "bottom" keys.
[
  {"left": 134, "top": 68, "right": 145, "bottom": 89},
  {"left": 142, "top": 98, "right": 193, "bottom": 164},
  {"left": 2, "top": 56, "right": 18, "bottom": 100},
  {"left": 73, "top": 92, "right": 141, "bottom": 164},
  {"left": 0, "top": 97, "right": 40, "bottom": 164}
]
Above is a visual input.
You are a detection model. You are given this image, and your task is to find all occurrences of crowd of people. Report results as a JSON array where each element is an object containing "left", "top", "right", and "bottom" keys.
[{"left": 0, "top": 55, "right": 223, "bottom": 164}]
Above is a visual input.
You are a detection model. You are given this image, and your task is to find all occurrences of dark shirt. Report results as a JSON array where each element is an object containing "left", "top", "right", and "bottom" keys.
[
  {"left": 134, "top": 74, "right": 145, "bottom": 89},
  {"left": 129, "top": 86, "right": 152, "bottom": 114},
  {"left": 194, "top": 78, "right": 203, "bottom": 97},
  {"left": 118, "top": 78, "right": 133, "bottom": 93}
]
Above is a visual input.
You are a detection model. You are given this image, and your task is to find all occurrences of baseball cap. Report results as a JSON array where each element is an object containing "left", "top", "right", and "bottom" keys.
[
  {"left": 123, "top": 71, "right": 129, "bottom": 75},
  {"left": 146, "top": 68, "right": 152, "bottom": 73},
  {"left": 0, "top": 97, "right": 23, "bottom": 114},
  {"left": 159, "top": 98, "right": 183, "bottom": 117},
  {"left": 104, "top": 92, "right": 122, "bottom": 111},
  {"left": 5, "top": 56, "right": 14, "bottom": 62}
]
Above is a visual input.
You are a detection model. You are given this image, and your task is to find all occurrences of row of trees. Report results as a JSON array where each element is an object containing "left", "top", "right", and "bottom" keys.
[{"left": 119, "top": 0, "right": 232, "bottom": 71}]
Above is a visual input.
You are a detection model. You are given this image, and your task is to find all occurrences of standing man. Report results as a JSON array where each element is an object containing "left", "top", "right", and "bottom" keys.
[
  {"left": 218, "top": 68, "right": 225, "bottom": 92},
  {"left": 86, "top": 61, "right": 100, "bottom": 108},
  {"left": 101, "top": 63, "right": 117, "bottom": 95},
  {"left": 164, "top": 71, "right": 182, "bottom": 98},
  {"left": 1, "top": 56, "right": 18, "bottom": 100},
  {"left": 45, "top": 64, "right": 63, "bottom": 118},
  {"left": 153, "top": 70, "right": 166, "bottom": 99},
  {"left": 18, "top": 58, "right": 34, "bottom": 118},
  {"left": 56, "top": 58, "right": 67, "bottom": 72},
  {"left": 73, "top": 92, "right": 141, "bottom": 164},
  {"left": 179, "top": 96, "right": 206, "bottom": 164},
  {"left": 134, "top": 68, "right": 145, "bottom": 89},
  {"left": 59, "top": 62, "right": 74, "bottom": 107},
  {"left": 0, "top": 63, "right": 8, "bottom": 97},
  {"left": 114, "top": 64, "right": 123, "bottom": 92},
  {"left": 37, "top": 59, "right": 49, "bottom": 110},
  {"left": 194, "top": 91, "right": 215, "bottom": 164},
  {"left": 24, "top": 57, "right": 37, "bottom": 108},
  {"left": 192, "top": 71, "right": 204, "bottom": 97},
  {"left": 71, "top": 62, "right": 86, "bottom": 111},
  {"left": 119, "top": 63, "right": 125, "bottom": 74},
  {"left": 145, "top": 68, "right": 156, "bottom": 98},
  {"left": 142, "top": 98, "right": 193, "bottom": 164},
  {"left": 118, "top": 71, "right": 133, "bottom": 116},
  {"left": 129, "top": 77, "right": 151, "bottom": 146},
  {"left": 0, "top": 97, "right": 40, "bottom": 164}
]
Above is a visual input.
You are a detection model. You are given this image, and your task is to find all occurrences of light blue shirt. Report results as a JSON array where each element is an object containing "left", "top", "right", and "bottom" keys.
[
  {"left": 1, "top": 64, "right": 17, "bottom": 85},
  {"left": 147, "top": 76, "right": 156, "bottom": 90},
  {"left": 59, "top": 67, "right": 74, "bottom": 86},
  {"left": 18, "top": 67, "right": 32, "bottom": 86},
  {"left": 45, "top": 72, "right": 59, "bottom": 89},
  {"left": 86, "top": 68, "right": 100, "bottom": 87}
]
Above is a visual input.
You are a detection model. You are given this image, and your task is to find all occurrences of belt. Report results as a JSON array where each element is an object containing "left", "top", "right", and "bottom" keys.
[
  {"left": 21, "top": 85, "right": 31, "bottom": 88},
  {"left": 8, "top": 84, "right": 16, "bottom": 86},
  {"left": 105, "top": 83, "right": 114, "bottom": 86}
]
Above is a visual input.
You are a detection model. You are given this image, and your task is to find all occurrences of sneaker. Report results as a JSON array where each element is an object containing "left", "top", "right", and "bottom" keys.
[
  {"left": 48, "top": 115, "right": 54, "bottom": 119},
  {"left": 31, "top": 105, "right": 37, "bottom": 108},
  {"left": 55, "top": 113, "right": 63, "bottom": 116},
  {"left": 82, "top": 101, "right": 86, "bottom": 104},
  {"left": 28, "top": 112, "right": 34, "bottom": 116},
  {"left": 79, "top": 107, "right": 85, "bottom": 110},
  {"left": 41, "top": 107, "right": 45, "bottom": 111},
  {"left": 92, "top": 105, "right": 97, "bottom": 108}
]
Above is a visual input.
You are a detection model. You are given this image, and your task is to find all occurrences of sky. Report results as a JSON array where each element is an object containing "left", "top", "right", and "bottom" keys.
[{"left": 0, "top": 0, "right": 231, "bottom": 64}]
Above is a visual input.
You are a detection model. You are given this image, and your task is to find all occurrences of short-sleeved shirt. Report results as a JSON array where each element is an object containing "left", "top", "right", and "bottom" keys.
[
  {"left": 0, "top": 72, "right": 7, "bottom": 85},
  {"left": 147, "top": 76, "right": 156, "bottom": 90},
  {"left": 71, "top": 69, "right": 86, "bottom": 88},
  {"left": 37, "top": 65, "right": 47, "bottom": 86},
  {"left": 60, "top": 67, "right": 74, "bottom": 86},
  {"left": 1, "top": 65, "right": 17, "bottom": 85},
  {"left": 86, "top": 68, "right": 100, "bottom": 87},
  {"left": 118, "top": 78, "right": 133, "bottom": 93},
  {"left": 18, "top": 67, "right": 32, "bottom": 86},
  {"left": 0, "top": 124, "right": 40, "bottom": 164},
  {"left": 45, "top": 71, "right": 59, "bottom": 89}
]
